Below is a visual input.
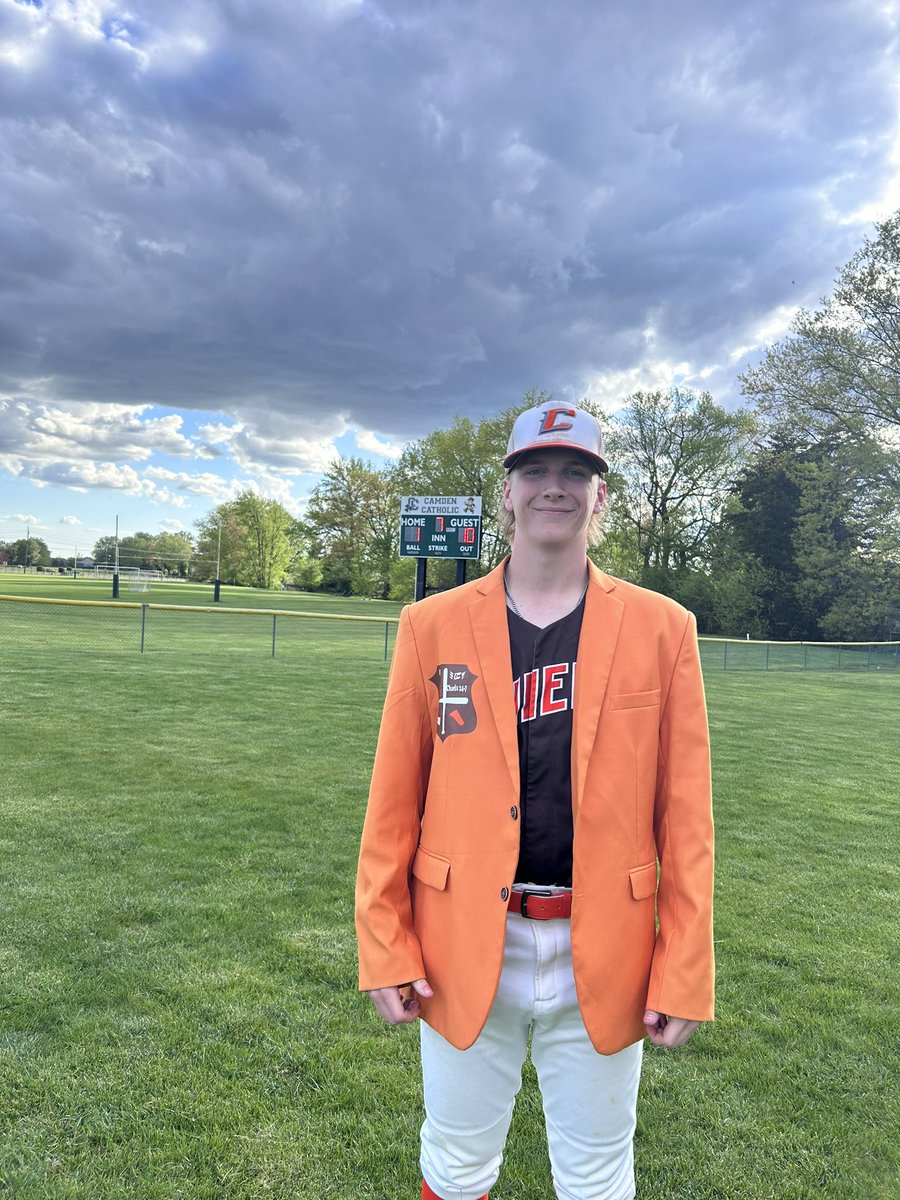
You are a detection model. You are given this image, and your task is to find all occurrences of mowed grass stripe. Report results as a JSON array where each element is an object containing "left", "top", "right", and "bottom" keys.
[
  {"left": 0, "top": 649, "right": 897, "bottom": 1197},
  {"left": 0, "top": 572, "right": 406, "bottom": 618}
]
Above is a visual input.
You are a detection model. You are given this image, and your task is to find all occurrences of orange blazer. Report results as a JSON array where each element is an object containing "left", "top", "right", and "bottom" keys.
[{"left": 355, "top": 559, "right": 714, "bottom": 1054}]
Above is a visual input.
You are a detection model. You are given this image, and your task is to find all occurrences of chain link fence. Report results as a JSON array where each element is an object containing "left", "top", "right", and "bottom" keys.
[
  {"left": 3, "top": 594, "right": 899, "bottom": 671},
  {"left": 698, "top": 636, "right": 899, "bottom": 672},
  {"left": 1, "top": 595, "right": 399, "bottom": 664}
]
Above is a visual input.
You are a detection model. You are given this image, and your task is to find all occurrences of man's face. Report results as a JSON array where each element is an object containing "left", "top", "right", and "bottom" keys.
[{"left": 502, "top": 449, "right": 606, "bottom": 547}]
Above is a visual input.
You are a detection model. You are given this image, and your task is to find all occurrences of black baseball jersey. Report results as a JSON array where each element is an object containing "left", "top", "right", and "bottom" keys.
[{"left": 508, "top": 596, "right": 585, "bottom": 886}]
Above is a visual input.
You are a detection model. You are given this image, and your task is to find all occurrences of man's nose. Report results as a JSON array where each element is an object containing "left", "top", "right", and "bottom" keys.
[{"left": 542, "top": 473, "right": 565, "bottom": 494}]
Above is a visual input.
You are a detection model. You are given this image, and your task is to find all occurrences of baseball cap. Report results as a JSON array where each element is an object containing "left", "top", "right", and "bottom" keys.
[{"left": 504, "top": 404, "right": 608, "bottom": 473}]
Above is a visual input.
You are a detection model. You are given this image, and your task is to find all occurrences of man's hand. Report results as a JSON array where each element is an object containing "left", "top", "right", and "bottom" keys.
[
  {"left": 368, "top": 978, "right": 433, "bottom": 1025},
  {"left": 643, "top": 1010, "right": 701, "bottom": 1048}
]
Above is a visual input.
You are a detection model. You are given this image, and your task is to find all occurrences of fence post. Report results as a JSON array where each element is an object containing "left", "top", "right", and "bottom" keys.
[
  {"left": 140, "top": 604, "right": 148, "bottom": 653},
  {"left": 384, "top": 622, "right": 389, "bottom": 661},
  {"left": 272, "top": 614, "right": 277, "bottom": 658},
  {"left": 803, "top": 644, "right": 808, "bottom": 670},
  {"left": 723, "top": 640, "right": 728, "bottom": 670},
  {"left": 837, "top": 644, "right": 842, "bottom": 670},
  {"left": 867, "top": 643, "right": 873, "bottom": 670},
  {"left": 765, "top": 642, "right": 770, "bottom": 671}
]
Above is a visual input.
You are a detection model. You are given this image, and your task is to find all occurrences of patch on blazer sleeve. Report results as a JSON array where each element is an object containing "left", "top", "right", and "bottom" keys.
[{"left": 429, "top": 664, "right": 479, "bottom": 741}]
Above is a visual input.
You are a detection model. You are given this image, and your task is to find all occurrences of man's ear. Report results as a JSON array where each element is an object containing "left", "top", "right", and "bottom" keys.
[
  {"left": 502, "top": 476, "right": 513, "bottom": 511},
  {"left": 593, "top": 480, "right": 608, "bottom": 513}
]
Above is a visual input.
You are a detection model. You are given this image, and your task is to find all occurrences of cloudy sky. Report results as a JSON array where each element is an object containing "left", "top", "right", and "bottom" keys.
[{"left": 2, "top": 0, "right": 899, "bottom": 558}]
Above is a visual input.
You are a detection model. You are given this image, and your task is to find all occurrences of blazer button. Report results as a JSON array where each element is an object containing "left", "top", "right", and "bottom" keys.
[
  {"left": 510, "top": 805, "right": 518, "bottom": 820},
  {"left": 500, "top": 886, "right": 509, "bottom": 901}
]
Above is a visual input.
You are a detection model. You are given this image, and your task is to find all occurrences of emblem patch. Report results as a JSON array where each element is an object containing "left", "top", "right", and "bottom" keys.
[{"left": 429, "top": 664, "right": 478, "bottom": 741}]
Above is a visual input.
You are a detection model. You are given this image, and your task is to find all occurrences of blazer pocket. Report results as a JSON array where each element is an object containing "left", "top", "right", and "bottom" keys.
[
  {"left": 629, "top": 861, "right": 658, "bottom": 901},
  {"left": 411, "top": 846, "right": 450, "bottom": 892},
  {"left": 608, "top": 689, "right": 661, "bottom": 711}
]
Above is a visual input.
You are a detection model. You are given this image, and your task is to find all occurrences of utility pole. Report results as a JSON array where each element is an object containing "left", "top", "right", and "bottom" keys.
[
  {"left": 214, "top": 522, "right": 222, "bottom": 602},
  {"left": 24, "top": 524, "right": 29, "bottom": 572},
  {"left": 112, "top": 515, "right": 120, "bottom": 598}
]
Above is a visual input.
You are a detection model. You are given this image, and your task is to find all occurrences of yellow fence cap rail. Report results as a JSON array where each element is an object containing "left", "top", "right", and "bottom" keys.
[{"left": 0, "top": 593, "right": 143, "bottom": 610}]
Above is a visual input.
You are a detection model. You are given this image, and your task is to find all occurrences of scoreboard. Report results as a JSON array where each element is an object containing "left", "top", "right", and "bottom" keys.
[{"left": 399, "top": 496, "right": 483, "bottom": 560}]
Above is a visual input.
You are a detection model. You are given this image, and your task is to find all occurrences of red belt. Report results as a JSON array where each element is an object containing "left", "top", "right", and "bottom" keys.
[{"left": 508, "top": 888, "right": 572, "bottom": 920}]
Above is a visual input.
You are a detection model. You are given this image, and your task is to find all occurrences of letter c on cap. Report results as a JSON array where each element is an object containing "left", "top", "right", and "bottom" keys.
[{"left": 539, "top": 407, "right": 576, "bottom": 435}]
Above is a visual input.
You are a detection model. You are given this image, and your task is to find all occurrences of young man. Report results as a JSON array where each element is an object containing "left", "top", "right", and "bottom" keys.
[{"left": 356, "top": 404, "right": 714, "bottom": 1200}]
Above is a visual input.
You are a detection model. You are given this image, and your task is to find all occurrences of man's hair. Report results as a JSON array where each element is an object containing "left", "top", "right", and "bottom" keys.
[{"left": 496, "top": 460, "right": 608, "bottom": 547}]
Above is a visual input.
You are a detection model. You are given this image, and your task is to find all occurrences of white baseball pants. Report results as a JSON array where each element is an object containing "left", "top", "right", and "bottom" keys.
[{"left": 419, "top": 904, "right": 643, "bottom": 1200}]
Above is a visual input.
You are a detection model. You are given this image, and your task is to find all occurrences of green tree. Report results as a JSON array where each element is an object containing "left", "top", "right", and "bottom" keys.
[
  {"left": 8, "top": 537, "right": 51, "bottom": 567},
  {"left": 232, "top": 492, "right": 300, "bottom": 590},
  {"left": 149, "top": 532, "right": 194, "bottom": 576},
  {"left": 725, "top": 431, "right": 900, "bottom": 640},
  {"left": 195, "top": 492, "right": 303, "bottom": 590},
  {"left": 722, "top": 437, "right": 807, "bottom": 639},
  {"left": 92, "top": 531, "right": 195, "bottom": 574},
  {"left": 740, "top": 211, "right": 900, "bottom": 436},
  {"left": 305, "top": 459, "right": 400, "bottom": 597},
  {"left": 194, "top": 507, "right": 245, "bottom": 583},
  {"left": 605, "top": 389, "right": 756, "bottom": 584},
  {"left": 91, "top": 535, "right": 117, "bottom": 565}
]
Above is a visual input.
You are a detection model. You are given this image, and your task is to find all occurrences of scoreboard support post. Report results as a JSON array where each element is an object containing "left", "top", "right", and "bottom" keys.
[{"left": 413, "top": 557, "right": 467, "bottom": 602}]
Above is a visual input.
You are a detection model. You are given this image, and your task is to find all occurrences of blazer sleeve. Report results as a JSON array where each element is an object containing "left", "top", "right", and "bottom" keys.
[
  {"left": 355, "top": 606, "right": 434, "bottom": 991},
  {"left": 646, "top": 611, "right": 715, "bottom": 1022}
]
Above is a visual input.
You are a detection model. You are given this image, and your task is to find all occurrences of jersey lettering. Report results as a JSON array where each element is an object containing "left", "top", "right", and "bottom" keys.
[
  {"left": 520, "top": 669, "right": 539, "bottom": 722},
  {"left": 514, "top": 660, "right": 575, "bottom": 723},
  {"left": 540, "top": 663, "right": 569, "bottom": 715}
]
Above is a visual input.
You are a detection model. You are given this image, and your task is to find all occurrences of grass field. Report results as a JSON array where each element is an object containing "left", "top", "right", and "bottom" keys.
[
  {"left": 1, "top": 600, "right": 898, "bottom": 1198},
  {"left": 3, "top": 573, "right": 897, "bottom": 674},
  {"left": 0, "top": 570, "right": 406, "bottom": 618},
  {"left": 0, "top": 576, "right": 403, "bottom": 663}
]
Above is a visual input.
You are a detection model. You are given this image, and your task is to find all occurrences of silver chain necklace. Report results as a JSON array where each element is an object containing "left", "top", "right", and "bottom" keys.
[
  {"left": 504, "top": 569, "right": 589, "bottom": 620},
  {"left": 503, "top": 573, "right": 523, "bottom": 617}
]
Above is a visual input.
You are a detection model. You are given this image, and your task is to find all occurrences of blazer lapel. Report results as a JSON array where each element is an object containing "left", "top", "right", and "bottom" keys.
[
  {"left": 468, "top": 563, "right": 519, "bottom": 797},
  {"left": 572, "top": 565, "right": 624, "bottom": 816}
]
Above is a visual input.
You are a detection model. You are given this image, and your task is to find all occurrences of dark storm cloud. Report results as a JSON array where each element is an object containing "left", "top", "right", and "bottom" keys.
[{"left": 1, "top": 0, "right": 898, "bottom": 450}]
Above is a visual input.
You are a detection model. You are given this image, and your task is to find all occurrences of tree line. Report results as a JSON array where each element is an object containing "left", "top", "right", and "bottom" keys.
[
  {"left": 4, "top": 214, "right": 898, "bottom": 642},
  {"left": 242, "top": 213, "right": 899, "bottom": 642}
]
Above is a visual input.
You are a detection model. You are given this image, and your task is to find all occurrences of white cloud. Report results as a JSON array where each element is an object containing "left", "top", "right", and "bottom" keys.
[
  {"left": 238, "top": 473, "right": 306, "bottom": 516},
  {"left": 579, "top": 360, "right": 695, "bottom": 413},
  {"left": 0, "top": 0, "right": 896, "bottom": 441},
  {"left": 0, "top": 399, "right": 204, "bottom": 464},
  {"left": 145, "top": 466, "right": 241, "bottom": 502},
  {"left": 1, "top": 457, "right": 194, "bottom": 509},
  {"left": 197, "top": 415, "right": 342, "bottom": 474},
  {"left": 60, "top": 515, "right": 82, "bottom": 525},
  {"left": 354, "top": 428, "right": 404, "bottom": 459}
]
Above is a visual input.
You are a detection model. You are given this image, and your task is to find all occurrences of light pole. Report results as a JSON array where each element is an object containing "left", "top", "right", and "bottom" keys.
[
  {"left": 213, "top": 523, "right": 223, "bottom": 604},
  {"left": 213, "top": 522, "right": 222, "bottom": 602},
  {"left": 112, "top": 515, "right": 120, "bottom": 598}
]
